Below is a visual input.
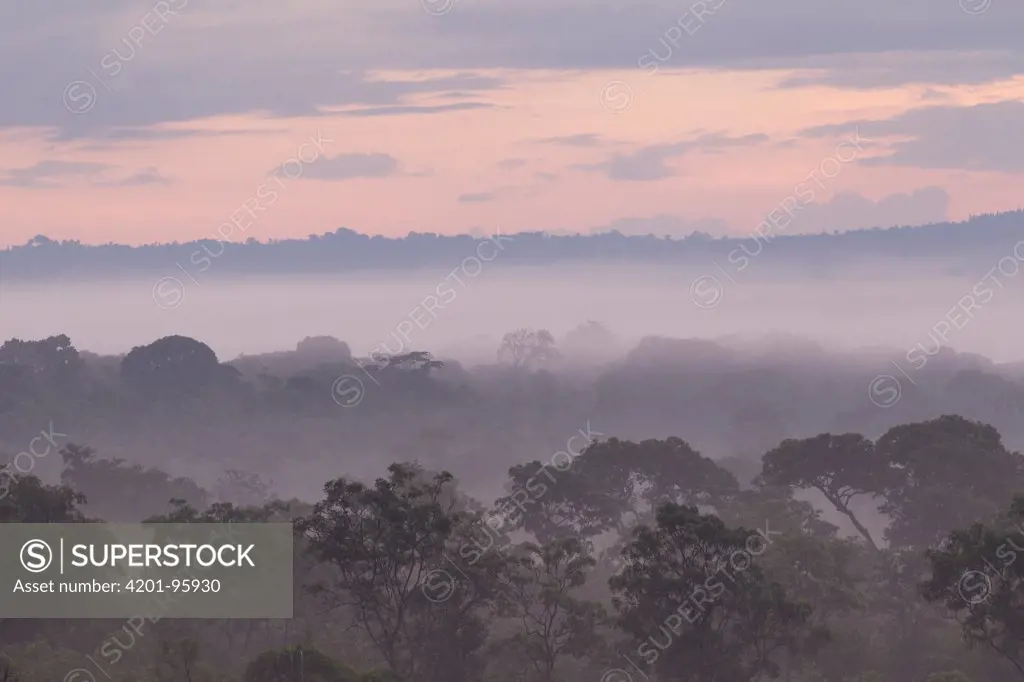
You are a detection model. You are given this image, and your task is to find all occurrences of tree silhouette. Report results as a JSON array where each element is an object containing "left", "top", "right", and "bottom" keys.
[
  {"left": 495, "top": 537, "right": 607, "bottom": 682},
  {"left": 611, "top": 503, "right": 825, "bottom": 682},
  {"left": 498, "top": 329, "right": 559, "bottom": 369},
  {"left": 877, "top": 415, "right": 1024, "bottom": 549},
  {"left": 921, "top": 495, "right": 1024, "bottom": 678},
  {"left": 297, "top": 464, "right": 508, "bottom": 682},
  {"left": 120, "top": 335, "right": 221, "bottom": 390},
  {"left": 759, "top": 433, "right": 885, "bottom": 551}
]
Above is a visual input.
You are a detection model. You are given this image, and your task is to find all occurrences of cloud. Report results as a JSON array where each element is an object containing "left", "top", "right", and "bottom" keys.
[
  {"left": 0, "top": 160, "right": 173, "bottom": 188},
  {"left": 437, "top": 91, "right": 485, "bottom": 99},
  {"left": 6, "top": 48, "right": 505, "bottom": 139},
  {"left": 536, "top": 133, "right": 607, "bottom": 147},
  {"left": 298, "top": 153, "right": 400, "bottom": 180},
  {"left": 575, "top": 132, "right": 768, "bottom": 181},
  {"left": 335, "top": 102, "right": 496, "bottom": 117},
  {"left": 773, "top": 51, "right": 1024, "bottom": 90},
  {"left": 402, "top": 1, "right": 1024, "bottom": 74},
  {"left": 802, "top": 101, "right": 1024, "bottom": 172},
  {"left": 458, "top": 192, "right": 495, "bottom": 203},
  {"left": 0, "top": 160, "right": 115, "bottom": 188},
  {"left": 4, "top": 1, "right": 1024, "bottom": 138},
  {"left": 408, "top": 1, "right": 1024, "bottom": 75},
  {"left": 73, "top": 126, "right": 286, "bottom": 151},
  {"left": 80, "top": 126, "right": 285, "bottom": 143},
  {"left": 575, "top": 143, "right": 688, "bottom": 181},
  {"left": 785, "top": 187, "right": 952, "bottom": 234},
  {"left": 103, "top": 167, "right": 173, "bottom": 186}
]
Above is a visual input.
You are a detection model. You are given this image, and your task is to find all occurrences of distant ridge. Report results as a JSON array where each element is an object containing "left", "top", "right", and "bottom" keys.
[{"left": 2, "top": 210, "right": 1022, "bottom": 280}]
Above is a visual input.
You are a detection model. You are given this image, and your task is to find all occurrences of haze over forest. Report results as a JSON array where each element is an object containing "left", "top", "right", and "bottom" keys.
[
  {"left": 3, "top": 209, "right": 1024, "bottom": 681},
  {"left": 4, "top": 211, "right": 1024, "bottom": 362},
  {"left": 3, "top": 0, "right": 1024, "bottom": 680}
]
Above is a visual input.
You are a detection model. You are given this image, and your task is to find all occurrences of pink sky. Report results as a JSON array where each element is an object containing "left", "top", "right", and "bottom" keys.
[{"left": 2, "top": 0, "right": 1024, "bottom": 247}]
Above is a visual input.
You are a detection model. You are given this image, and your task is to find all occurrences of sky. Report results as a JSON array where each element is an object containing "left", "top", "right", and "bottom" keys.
[{"left": 2, "top": 0, "right": 1024, "bottom": 247}]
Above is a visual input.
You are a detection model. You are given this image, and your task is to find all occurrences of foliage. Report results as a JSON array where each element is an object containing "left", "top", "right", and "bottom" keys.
[
  {"left": 876, "top": 415, "right": 1024, "bottom": 549},
  {"left": 495, "top": 537, "right": 607, "bottom": 682},
  {"left": 611, "top": 504, "right": 826, "bottom": 682},
  {"left": 759, "top": 433, "right": 884, "bottom": 550},
  {"left": 60, "top": 443, "right": 209, "bottom": 522},
  {"left": 1, "top": 359, "right": 1023, "bottom": 682},
  {"left": 120, "top": 335, "right": 222, "bottom": 391},
  {"left": 498, "top": 329, "right": 559, "bottom": 369},
  {"left": 921, "top": 495, "right": 1024, "bottom": 677},
  {"left": 296, "top": 463, "right": 508, "bottom": 682}
]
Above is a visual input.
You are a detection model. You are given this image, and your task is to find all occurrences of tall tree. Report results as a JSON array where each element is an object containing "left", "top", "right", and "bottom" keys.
[
  {"left": 496, "top": 437, "right": 739, "bottom": 545},
  {"left": 0, "top": 473, "right": 86, "bottom": 523},
  {"left": 877, "top": 416, "right": 1024, "bottom": 549},
  {"left": 0, "top": 334, "right": 82, "bottom": 381},
  {"left": 496, "top": 538, "right": 607, "bottom": 682},
  {"left": 120, "top": 335, "right": 221, "bottom": 391},
  {"left": 921, "top": 495, "right": 1024, "bottom": 678},
  {"left": 759, "top": 433, "right": 885, "bottom": 551},
  {"left": 498, "top": 329, "right": 559, "bottom": 369},
  {"left": 611, "top": 504, "right": 825, "bottom": 682},
  {"left": 297, "top": 463, "right": 507, "bottom": 682}
]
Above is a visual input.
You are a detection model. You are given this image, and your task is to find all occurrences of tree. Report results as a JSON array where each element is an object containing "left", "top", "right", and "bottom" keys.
[
  {"left": 0, "top": 334, "right": 82, "bottom": 382},
  {"left": 921, "top": 495, "right": 1024, "bottom": 678},
  {"left": 610, "top": 503, "right": 825, "bottom": 682},
  {"left": 721, "top": 486, "right": 840, "bottom": 542},
  {"left": 145, "top": 497, "right": 290, "bottom": 524},
  {"left": 877, "top": 416, "right": 1024, "bottom": 549},
  {"left": 120, "top": 335, "right": 221, "bottom": 390},
  {"left": 496, "top": 538, "right": 607, "bottom": 682},
  {"left": 0, "top": 476, "right": 89, "bottom": 648},
  {"left": 612, "top": 437, "right": 739, "bottom": 513},
  {"left": 759, "top": 433, "right": 885, "bottom": 551},
  {"left": 496, "top": 456, "right": 623, "bottom": 545},
  {"left": 0, "top": 474, "right": 86, "bottom": 523},
  {"left": 60, "top": 444, "right": 209, "bottom": 522},
  {"left": 495, "top": 437, "right": 738, "bottom": 545},
  {"left": 296, "top": 336, "right": 353, "bottom": 361},
  {"left": 716, "top": 485, "right": 859, "bottom": 631},
  {"left": 0, "top": 363, "right": 32, "bottom": 411},
  {"left": 498, "top": 329, "right": 559, "bottom": 369},
  {"left": 296, "top": 463, "right": 507, "bottom": 682}
]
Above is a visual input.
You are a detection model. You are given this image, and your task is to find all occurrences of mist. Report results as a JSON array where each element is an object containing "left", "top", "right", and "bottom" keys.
[
  {"left": 4, "top": 0, "right": 1024, "bottom": 677},
  {"left": 5, "top": 259, "right": 1024, "bottom": 364}
]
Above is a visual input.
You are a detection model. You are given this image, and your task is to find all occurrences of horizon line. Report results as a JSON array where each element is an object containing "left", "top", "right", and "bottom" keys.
[{"left": 4, "top": 209, "right": 1023, "bottom": 251}]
